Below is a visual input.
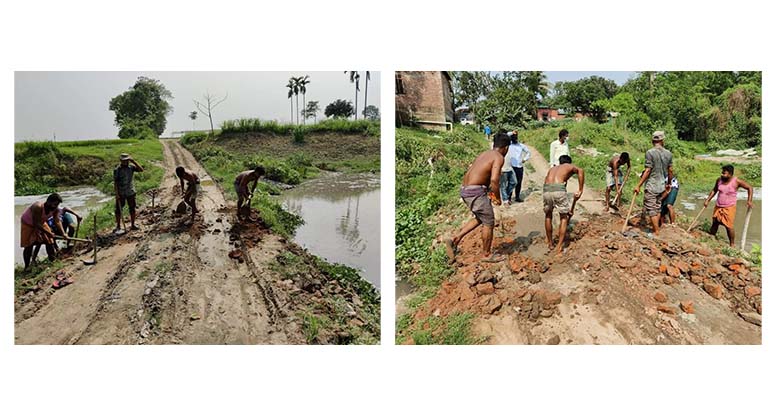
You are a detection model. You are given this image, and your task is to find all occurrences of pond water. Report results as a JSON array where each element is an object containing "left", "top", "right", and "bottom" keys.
[
  {"left": 14, "top": 187, "right": 111, "bottom": 265},
  {"left": 280, "top": 173, "right": 381, "bottom": 289},
  {"left": 678, "top": 188, "right": 761, "bottom": 252}
]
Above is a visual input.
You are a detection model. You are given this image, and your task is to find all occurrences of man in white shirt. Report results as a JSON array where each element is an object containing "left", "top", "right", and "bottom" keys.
[
  {"left": 499, "top": 134, "right": 518, "bottom": 204},
  {"left": 509, "top": 132, "right": 531, "bottom": 202},
  {"left": 549, "top": 128, "right": 570, "bottom": 167}
]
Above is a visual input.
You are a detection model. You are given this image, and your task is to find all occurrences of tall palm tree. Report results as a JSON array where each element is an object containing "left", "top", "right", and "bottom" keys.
[
  {"left": 362, "top": 71, "right": 371, "bottom": 119},
  {"left": 292, "top": 76, "right": 301, "bottom": 125},
  {"left": 345, "top": 71, "right": 361, "bottom": 120},
  {"left": 286, "top": 78, "right": 295, "bottom": 124},
  {"left": 189, "top": 111, "right": 198, "bottom": 131},
  {"left": 298, "top": 75, "right": 310, "bottom": 125}
]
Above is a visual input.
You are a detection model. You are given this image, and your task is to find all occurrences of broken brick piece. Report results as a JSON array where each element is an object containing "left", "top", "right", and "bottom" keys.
[
  {"left": 704, "top": 282, "right": 723, "bottom": 300},
  {"left": 653, "top": 291, "right": 668, "bottom": 303},
  {"left": 680, "top": 300, "right": 695, "bottom": 314}
]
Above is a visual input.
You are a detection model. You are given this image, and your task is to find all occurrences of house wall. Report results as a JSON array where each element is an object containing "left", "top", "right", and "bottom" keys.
[{"left": 395, "top": 71, "right": 453, "bottom": 130}]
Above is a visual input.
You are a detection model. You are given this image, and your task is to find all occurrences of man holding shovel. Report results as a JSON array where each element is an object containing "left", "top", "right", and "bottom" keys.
[
  {"left": 604, "top": 152, "right": 630, "bottom": 210},
  {"left": 703, "top": 164, "right": 754, "bottom": 247},
  {"left": 20, "top": 193, "right": 66, "bottom": 269},
  {"left": 543, "top": 155, "right": 584, "bottom": 255},
  {"left": 113, "top": 153, "right": 144, "bottom": 233},
  {"left": 633, "top": 131, "right": 673, "bottom": 235},
  {"left": 234, "top": 166, "right": 266, "bottom": 220},
  {"left": 175, "top": 166, "right": 200, "bottom": 222},
  {"left": 444, "top": 133, "right": 511, "bottom": 264}
]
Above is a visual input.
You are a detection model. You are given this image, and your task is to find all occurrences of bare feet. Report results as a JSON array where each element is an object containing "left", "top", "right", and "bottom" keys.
[{"left": 481, "top": 253, "right": 506, "bottom": 263}]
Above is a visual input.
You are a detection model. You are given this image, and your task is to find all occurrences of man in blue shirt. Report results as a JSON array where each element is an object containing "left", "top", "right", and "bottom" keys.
[
  {"left": 484, "top": 125, "right": 491, "bottom": 141},
  {"left": 508, "top": 131, "right": 531, "bottom": 202}
]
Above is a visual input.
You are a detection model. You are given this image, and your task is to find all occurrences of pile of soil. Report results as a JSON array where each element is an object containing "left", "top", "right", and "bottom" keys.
[{"left": 408, "top": 213, "right": 761, "bottom": 344}]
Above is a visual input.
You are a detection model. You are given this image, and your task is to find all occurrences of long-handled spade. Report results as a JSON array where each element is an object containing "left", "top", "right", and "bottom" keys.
[
  {"left": 83, "top": 215, "right": 98, "bottom": 265},
  {"left": 621, "top": 194, "right": 638, "bottom": 233},
  {"left": 686, "top": 205, "right": 708, "bottom": 232},
  {"left": 740, "top": 206, "right": 753, "bottom": 252}
]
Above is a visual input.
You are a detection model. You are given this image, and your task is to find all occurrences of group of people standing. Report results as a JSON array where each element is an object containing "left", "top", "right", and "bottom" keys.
[
  {"left": 444, "top": 127, "right": 756, "bottom": 266},
  {"left": 20, "top": 149, "right": 268, "bottom": 270}
]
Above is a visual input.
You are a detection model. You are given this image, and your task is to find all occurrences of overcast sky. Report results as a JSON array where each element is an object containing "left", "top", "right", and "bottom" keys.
[
  {"left": 544, "top": 71, "right": 637, "bottom": 86},
  {"left": 15, "top": 71, "right": 381, "bottom": 142}
]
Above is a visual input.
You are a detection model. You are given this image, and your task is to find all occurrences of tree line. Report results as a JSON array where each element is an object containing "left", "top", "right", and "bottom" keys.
[{"left": 451, "top": 71, "right": 761, "bottom": 149}]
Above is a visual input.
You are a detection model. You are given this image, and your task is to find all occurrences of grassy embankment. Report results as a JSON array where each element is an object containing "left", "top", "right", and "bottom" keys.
[
  {"left": 182, "top": 118, "right": 380, "bottom": 236},
  {"left": 14, "top": 139, "right": 164, "bottom": 291},
  {"left": 520, "top": 119, "right": 762, "bottom": 197},
  {"left": 395, "top": 126, "right": 489, "bottom": 344},
  {"left": 521, "top": 119, "right": 763, "bottom": 260},
  {"left": 182, "top": 119, "right": 381, "bottom": 341}
]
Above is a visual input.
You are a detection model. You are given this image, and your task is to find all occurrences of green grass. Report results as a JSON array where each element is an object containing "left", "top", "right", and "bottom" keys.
[
  {"left": 398, "top": 312, "right": 481, "bottom": 345},
  {"left": 220, "top": 118, "right": 379, "bottom": 137},
  {"left": 395, "top": 126, "right": 489, "bottom": 343},
  {"left": 14, "top": 259, "right": 64, "bottom": 295},
  {"left": 519, "top": 119, "right": 761, "bottom": 196}
]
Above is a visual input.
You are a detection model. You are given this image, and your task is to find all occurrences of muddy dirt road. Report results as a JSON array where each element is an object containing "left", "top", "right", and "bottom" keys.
[
  {"left": 408, "top": 145, "right": 761, "bottom": 345},
  {"left": 15, "top": 140, "right": 378, "bottom": 344}
]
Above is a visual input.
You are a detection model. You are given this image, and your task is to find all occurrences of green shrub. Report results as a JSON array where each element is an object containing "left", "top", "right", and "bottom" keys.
[{"left": 293, "top": 127, "right": 306, "bottom": 144}]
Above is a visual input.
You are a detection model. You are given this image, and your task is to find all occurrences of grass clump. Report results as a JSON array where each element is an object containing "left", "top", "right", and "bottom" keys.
[
  {"left": 399, "top": 313, "right": 481, "bottom": 345},
  {"left": 220, "top": 118, "right": 379, "bottom": 137}
]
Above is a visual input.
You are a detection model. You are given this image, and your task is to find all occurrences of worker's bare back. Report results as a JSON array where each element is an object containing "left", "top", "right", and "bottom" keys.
[
  {"left": 544, "top": 163, "right": 578, "bottom": 184},
  {"left": 462, "top": 150, "right": 504, "bottom": 187}
]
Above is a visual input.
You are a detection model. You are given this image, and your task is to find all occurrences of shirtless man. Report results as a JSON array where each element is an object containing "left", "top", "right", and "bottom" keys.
[
  {"left": 234, "top": 166, "right": 266, "bottom": 219},
  {"left": 175, "top": 166, "right": 200, "bottom": 222},
  {"left": 444, "top": 133, "right": 511, "bottom": 264},
  {"left": 605, "top": 152, "right": 630, "bottom": 209},
  {"left": 544, "top": 155, "right": 584, "bottom": 255}
]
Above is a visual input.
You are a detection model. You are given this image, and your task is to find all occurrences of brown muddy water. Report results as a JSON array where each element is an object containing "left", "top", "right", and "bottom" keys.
[
  {"left": 677, "top": 188, "right": 762, "bottom": 252},
  {"left": 14, "top": 187, "right": 112, "bottom": 265},
  {"left": 280, "top": 173, "right": 380, "bottom": 289}
]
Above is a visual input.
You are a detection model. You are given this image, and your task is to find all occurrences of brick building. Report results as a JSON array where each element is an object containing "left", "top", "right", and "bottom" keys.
[{"left": 395, "top": 71, "right": 454, "bottom": 131}]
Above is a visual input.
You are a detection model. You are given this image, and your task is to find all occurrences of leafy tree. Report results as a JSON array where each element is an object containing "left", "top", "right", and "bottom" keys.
[
  {"left": 193, "top": 92, "right": 228, "bottom": 136},
  {"left": 553, "top": 75, "right": 618, "bottom": 115},
  {"left": 117, "top": 119, "right": 157, "bottom": 140},
  {"left": 363, "top": 105, "right": 380, "bottom": 121},
  {"left": 325, "top": 99, "right": 354, "bottom": 119},
  {"left": 108, "top": 76, "right": 173, "bottom": 138},
  {"left": 298, "top": 75, "right": 310, "bottom": 125},
  {"left": 475, "top": 72, "right": 537, "bottom": 130},
  {"left": 286, "top": 78, "right": 295, "bottom": 123},
  {"left": 303, "top": 100, "right": 320, "bottom": 123},
  {"left": 345, "top": 71, "right": 361, "bottom": 120},
  {"left": 188, "top": 111, "right": 198, "bottom": 130},
  {"left": 451, "top": 71, "right": 494, "bottom": 124}
]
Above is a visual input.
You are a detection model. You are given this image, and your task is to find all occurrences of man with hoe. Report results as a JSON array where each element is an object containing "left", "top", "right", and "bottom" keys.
[
  {"left": 633, "top": 131, "right": 673, "bottom": 235},
  {"left": 445, "top": 133, "right": 511, "bottom": 264},
  {"left": 604, "top": 152, "right": 631, "bottom": 210},
  {"left": 703, "top": 164, "right": 754, "bottom": 247},
  {"left": 234, "top": 166, "right": 266, "bottom": 220},
  {"left": 20, "top": 193, "right": 67, "bottom": 269},
  {"left": 543, "top": 155, "right": 584, "bottom": 255},
  {"left": 175, "top": 166, "right": 201, "bottom": 222},
  {"left": 113, "top": 153, "right": 144, "bottom": 233}
]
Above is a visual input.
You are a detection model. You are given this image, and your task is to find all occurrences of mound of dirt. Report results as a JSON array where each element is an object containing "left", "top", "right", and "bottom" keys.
[
  {"left": 216, "top": 132, "right": 379, "bottom": 162},
  {"left": 408, "top": 213, "right": 761, "bottom": 344}
]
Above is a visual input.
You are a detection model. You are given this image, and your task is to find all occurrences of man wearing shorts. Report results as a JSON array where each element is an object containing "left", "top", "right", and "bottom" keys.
[
  {"left": 659, "top": 176, "right": 679, "bottom": 225},
  {"left": 113, "top": 153, "right": 144, "bottom": 232},
  {"left": 176, "top": 166, "right": 201, "bottom": 222},
  {"left": 543, "top": 155, "right": 584, "bottom": 255},
  {"left": 234, "top": 166, "right": 266, "bottom": 219},
  {"left": 633, "top": 131, "right": 673, "bottom": 235},
  {"left": 444, "top": 133, "right": 511, "bottom": 264},
  {"left": 703, "top": 165, "right": 754, "bottom": 247},
  {"left": 20, "top": 193, "right": 65, "bottom": 269},
  {"left": 604, "top": 152, "right": 630, "bottom": 209}
]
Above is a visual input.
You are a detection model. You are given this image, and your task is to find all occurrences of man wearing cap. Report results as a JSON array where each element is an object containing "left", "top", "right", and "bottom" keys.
[
  {"left": 633, "top": 131, "right": 673, "bottom": 235},
  {"left": 113, "top": 153, "right": 144, "bottom": 232}
]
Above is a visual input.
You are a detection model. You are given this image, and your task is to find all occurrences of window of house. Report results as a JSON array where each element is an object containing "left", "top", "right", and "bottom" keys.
[{"left": 395, "top": 73, "right": 405, "bottom": 95}]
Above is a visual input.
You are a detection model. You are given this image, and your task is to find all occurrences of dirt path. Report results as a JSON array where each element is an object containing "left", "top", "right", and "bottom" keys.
[
  {"left": 408, "top": 144, "right": 761, "bottom": 345},
  {"left": 15, "top": 140, "right": 378, "bottom": 344}
]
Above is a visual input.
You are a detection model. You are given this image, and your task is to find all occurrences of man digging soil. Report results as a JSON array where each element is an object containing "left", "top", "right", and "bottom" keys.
[
  {"left": 445, "top": 132, "right": 510, "bottom": 264},
  {"left": 234, "top": 166, "right": 266, "bottom": 220},
  {"left": 543, "top": 155, "right": 584, "bottom": 255},
  {"left": 175, "top": 166, "right": 200, "bottom": 222}
]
